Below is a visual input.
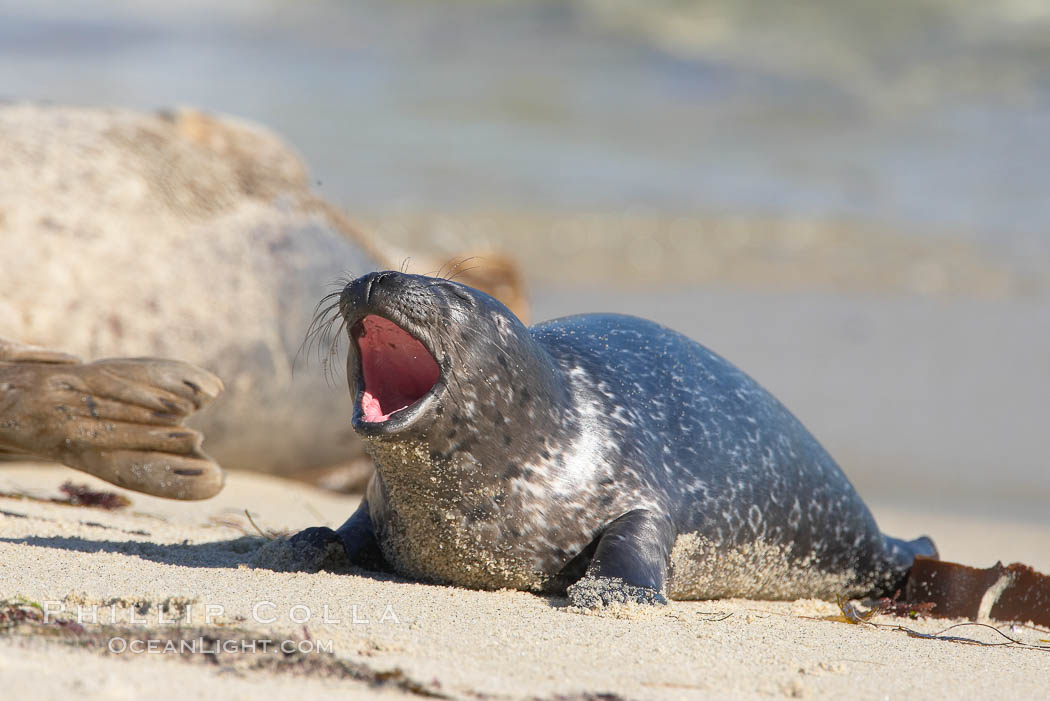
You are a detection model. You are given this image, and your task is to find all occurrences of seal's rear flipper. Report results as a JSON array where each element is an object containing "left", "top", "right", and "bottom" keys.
[
  {"left": 886, "top": 534, "right": 939, "bottom": 568},
  {"left": 0, "top": 352, "right": 225, "bottom": 500},
  {"left": 877, "top": 534, "right": 939, "bottom": 595},
  {"left": 906, "top": 535, "right": 939, "bottom": 560},
  {"left": 0, "top": 338, "right": 81, "bottom": 364}
]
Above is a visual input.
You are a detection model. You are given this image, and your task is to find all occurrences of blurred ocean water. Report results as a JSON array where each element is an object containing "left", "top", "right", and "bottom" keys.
[
  {"left": 1, "top": 0, "right": 1049, "bottom": 262},
  {"left": 0, "top": 0, "right": 1047, "bottom": 519}
]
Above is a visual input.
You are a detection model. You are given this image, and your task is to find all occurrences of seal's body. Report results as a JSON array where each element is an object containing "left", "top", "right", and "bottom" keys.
[{"left": 294, "top": 271, "right": 936, "bottom": 607}]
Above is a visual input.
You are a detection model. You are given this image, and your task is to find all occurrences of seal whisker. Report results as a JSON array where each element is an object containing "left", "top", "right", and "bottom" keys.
[
  {"left": 331, "top": 272, "right": 356, "bottom": 289},
  {"left": 295, "top": 298, "right": 341, "bottom": 372},
  {"left": 429, "top": 257, "right": 452, "bottom": 280},
  {"left": 445, "top": 265, "right": 481, "bottom": 283},
  {"left": 442, "top": 256, "right": 481, "bottom": 280},
  {"left": 319, "top": 316, "right": 349, "bottom": 384},
  {"left": 296, "top": 283, "right": 349, "bottom": 381}
]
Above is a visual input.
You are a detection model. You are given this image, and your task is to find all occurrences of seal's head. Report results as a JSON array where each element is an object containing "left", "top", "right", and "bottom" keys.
[
  {"left": 319, "top": 271, "right": 582, "bottom": 590},
  {"left": 334, "top": 272, "right": 564, "bottom": 456}
]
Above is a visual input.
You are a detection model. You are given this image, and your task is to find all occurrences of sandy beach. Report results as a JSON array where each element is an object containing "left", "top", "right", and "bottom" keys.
[
  {"left": 2, "top": 462, "right": 1047, "bottom": 700},
  {"left": 2, "top": 3, "right": 1049, "bottom": 698}
]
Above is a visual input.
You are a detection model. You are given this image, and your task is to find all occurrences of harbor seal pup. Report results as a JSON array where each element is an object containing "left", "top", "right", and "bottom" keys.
[
  {"left": 0, "top": 338, "right": 224, "bottom": 500},
  {"left": 284, "top": 271, "right": 937, "bottom": 607}
]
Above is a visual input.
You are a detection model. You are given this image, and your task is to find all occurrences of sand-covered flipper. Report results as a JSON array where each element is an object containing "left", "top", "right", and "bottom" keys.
[
  {"left": 0, "top": 338, "right": 82, "bottom": 365},
  {"left": 0, "top": 341, "right": 225, "bottom": 500}
]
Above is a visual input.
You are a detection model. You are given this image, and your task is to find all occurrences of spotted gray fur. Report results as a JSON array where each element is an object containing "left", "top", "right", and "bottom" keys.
[{"left": 287, "top": 271, "right": 937, "bottom": 608}]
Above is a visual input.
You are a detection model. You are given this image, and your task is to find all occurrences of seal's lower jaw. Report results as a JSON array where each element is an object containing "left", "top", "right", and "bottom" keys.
[{"left": 350, "top": 315, "right": 441, "bottom": 435}]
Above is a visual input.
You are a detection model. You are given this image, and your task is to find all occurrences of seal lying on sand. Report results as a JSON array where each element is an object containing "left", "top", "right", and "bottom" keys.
[
  {"left": 284, "top": 271, "right": 937, "bottom": 608},
  {"left": 0, "top": 103, "right": 529, "bottom": 487},
  {"left": 0, "top": 338, "right": 224, "bottom": 500}
]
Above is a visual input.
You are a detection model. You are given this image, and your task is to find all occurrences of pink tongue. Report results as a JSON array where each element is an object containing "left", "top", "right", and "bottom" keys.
[
  {"left": 362, "top": 391, "right": 399, "bottom": 422},
  {"left": 356, "top": 314, "right": 439, "bottom": 423}
]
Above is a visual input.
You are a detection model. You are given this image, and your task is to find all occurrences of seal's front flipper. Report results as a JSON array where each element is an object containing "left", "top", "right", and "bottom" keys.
[
  {"left": 253, "top": 526, "right": 350, "bottom": 573},
  {"left": 566, "top": 509, "right": 674, "bottom": 609},
  {"left": 335, "top": 500, "right": 390, "bottom": 572},
  {"left": 253, "top": 502, "right": 390, "bottom": 574}
]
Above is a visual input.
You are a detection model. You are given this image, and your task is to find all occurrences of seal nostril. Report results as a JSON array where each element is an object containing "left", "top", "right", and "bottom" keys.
[
  {"left": 362, "top": 273, "right": 377, "bottom": 304},
  {"left": 343, "top": 271, "right": 406, "bottom": 312},
  {"left": 373, "top": 271, "right": 397, "bottom": 287}
]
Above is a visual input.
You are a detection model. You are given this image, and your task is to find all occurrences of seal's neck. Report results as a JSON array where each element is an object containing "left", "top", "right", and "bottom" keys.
[{"left": 365, "top": 331, "right": 574, "bottom": 489}]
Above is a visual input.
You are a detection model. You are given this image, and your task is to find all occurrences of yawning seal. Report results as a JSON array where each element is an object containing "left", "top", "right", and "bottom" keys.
[{"left": 287, "top": 271, "right": 937, "bottom": 608}]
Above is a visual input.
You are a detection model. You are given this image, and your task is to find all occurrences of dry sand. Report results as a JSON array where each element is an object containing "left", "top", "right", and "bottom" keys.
[{"left": 1, "top": 462, "right": 1048, "bottom": 700}]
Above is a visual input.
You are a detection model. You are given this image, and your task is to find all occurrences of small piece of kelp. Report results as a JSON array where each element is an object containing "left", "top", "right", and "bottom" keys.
[
  {"left": 58, "top": 481, "right": 131, "bottom": 510},
  {"left": 904, "top": 557, "right": 1050, "bottom": 627},
  {"left": 0, "top": 481, "right": 131, "bottom": 510},
  {"left": 826, "top": 595, "right": 934, "bottom": 624},
  {"left": 823, "top": 595, "right": 1049, "bottom": 650}
]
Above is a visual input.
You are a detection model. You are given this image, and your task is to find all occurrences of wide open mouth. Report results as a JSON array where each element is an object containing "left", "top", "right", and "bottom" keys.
[{"left": 352, "top": 314, "right": 440, "bottom": 423}]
